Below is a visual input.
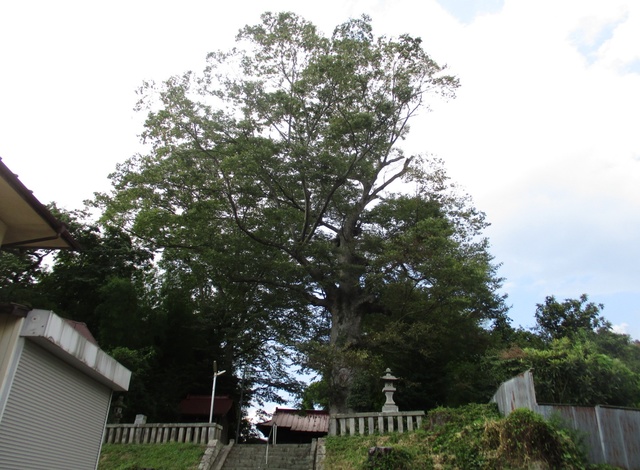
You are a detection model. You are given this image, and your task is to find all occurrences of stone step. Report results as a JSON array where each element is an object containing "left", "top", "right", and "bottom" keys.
[{"left": 221, "top": 443, "right": 313, "bottom": 470}]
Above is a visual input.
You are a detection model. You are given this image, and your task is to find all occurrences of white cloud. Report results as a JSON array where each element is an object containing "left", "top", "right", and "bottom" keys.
[
  {"left": 398, "top": 1, "right": 640, "bottom": 332},
  {"left": 612, "top": 323, "right": 629, "bottom": 335},
  {"left": 570, "top": 7, "right": 629, "bottom": 62}
]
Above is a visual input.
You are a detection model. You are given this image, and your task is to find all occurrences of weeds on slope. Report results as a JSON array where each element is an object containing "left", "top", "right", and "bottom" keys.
[{"left": 324, "top": 403, "right": 616, "bottom": 470}]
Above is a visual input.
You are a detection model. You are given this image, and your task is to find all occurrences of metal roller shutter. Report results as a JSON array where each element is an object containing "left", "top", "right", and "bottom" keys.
[{"left": 0, "top": 340, "right": 111, "bottom": 470}]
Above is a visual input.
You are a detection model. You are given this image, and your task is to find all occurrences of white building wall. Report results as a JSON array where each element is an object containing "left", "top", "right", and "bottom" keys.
[
  {"left": 0, "top": 309, "right": 131, "bottom": 469},
  {"left": 0, "top": 314, "right": 24, "bottom": 411},
  {"left": 0, "top": 340, "right": 112, "bottom": 469}
]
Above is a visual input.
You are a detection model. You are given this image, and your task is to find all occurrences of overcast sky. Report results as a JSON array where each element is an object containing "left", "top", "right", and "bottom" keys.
[{"left": 1, "top": 0, "right": 639, "bottom": 340}]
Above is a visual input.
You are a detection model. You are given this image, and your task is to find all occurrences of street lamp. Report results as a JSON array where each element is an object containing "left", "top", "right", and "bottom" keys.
[{"left": 209, "top": 361, "right": 226, "bottom": 424}]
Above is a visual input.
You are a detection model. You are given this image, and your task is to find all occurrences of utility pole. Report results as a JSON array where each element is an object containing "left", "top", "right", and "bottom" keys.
[
  {"left": 235, "top": 366, "right": 248, "bottom": 442},
  {"left": 209, "top": 361, "right": 226, "bottom": 424}
]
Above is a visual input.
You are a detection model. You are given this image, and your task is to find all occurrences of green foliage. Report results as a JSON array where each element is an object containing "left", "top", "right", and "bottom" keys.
[
  {"left": 108, "top": 347, "right": 157, "bottom": 423},
  {"left": 300, "top": 380, "right": 330, "bottom": 410},
  {"left": 98, "top": 10, "right": 505, "bottom": 412},
  {"left": 0, "top": 248, "right": 47, "bottom": 306},
  {"left": 488, "top": 294, "right": 640, "bottom": 409},
  {"left": 590, "top": 328, "right": 640, "bottom": 374},
  {"left": 36, "top": 208, "right": 155, "bottom": 339},
  {"left": 426, "top": 403, "right": 501, "bottom": 430},
  {"left": 301, "top": 342, "right": 387, "bottom": 411},
  {"left": 95, "top": 277, "right": 153, "bottom": 350},
  {"left": 547, "top": 412, "right": 589, "bottom": 463},
  {"left": 484, "top": 409, "right": 585, "bottom": 469},
  {"left": 325, "top": 435, "right": 373, "bottom": 469},
  {"left": 494, "top": 336, "right": 640, "bottom": 407},
  {"left": 347, "top": 366, "right": 387, "bottom": 412},
  {"left": 364, "top": 447, "right": 413, "bottom": 470},
  {"left": 98, "top": 442, "right": 205, "bottom": 470},
  {"left": 424, "top": 404, "right": 501, "bottom": 469},
  {"left": 530, "top": 338, "right": 640, "bottom": 406},
  {"left": 325, "top": 405, "right": 590, "bottom": 469},
  {"left": 535, "top": 294, "right": 607, "bottom": 341}
]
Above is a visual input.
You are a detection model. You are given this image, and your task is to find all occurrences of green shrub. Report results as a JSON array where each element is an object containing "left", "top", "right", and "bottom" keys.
[
  {"left": 426, "top": 402, "right": 501, "bottom": 431},
  {"left": 424, "top": 403, "right": 501, "bottom": 468},
  {"left": 326, "top": 405, "right": 592, "bottom": 470},
  {"left": 485, "top": 408, "right": 586, "bottom": 469},
  {"left": 363, "top": 447, "right": 413, "bottom": 470}
]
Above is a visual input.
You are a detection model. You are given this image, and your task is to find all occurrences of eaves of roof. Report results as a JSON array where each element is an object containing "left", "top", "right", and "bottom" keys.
[{"left": 0, "top": 156, "right": 80, "bottom": 250}]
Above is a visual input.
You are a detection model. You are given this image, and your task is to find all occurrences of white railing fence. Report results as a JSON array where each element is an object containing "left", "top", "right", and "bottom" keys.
[
  {"left": 104, "top": 422, "right": 222, "bottom": 445},
  {"left": 329, "top": 411, "right": 425, "bottom": 436}
]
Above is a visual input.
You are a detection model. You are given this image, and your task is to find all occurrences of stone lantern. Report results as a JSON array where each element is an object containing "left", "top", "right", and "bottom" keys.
[
  {"left": 112, "top": 395, "right": 126, "bottom": 424},
  {"left": 381, "top": 368, "right": 399, "bottom": 413}
]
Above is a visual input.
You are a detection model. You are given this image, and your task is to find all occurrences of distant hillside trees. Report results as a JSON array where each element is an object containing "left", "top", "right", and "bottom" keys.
[{"left": 494, "top": 294, "right": 640, "bottom": 408}]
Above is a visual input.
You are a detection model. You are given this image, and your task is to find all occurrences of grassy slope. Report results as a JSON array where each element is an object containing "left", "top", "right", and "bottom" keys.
[
  {"left": 323, "top": 404, "right": 621, "bottom": 470},
  {"left": 98, "top": 405, "right": 622, "bottom": 470},
  {"left": 99, "top": 442, "right": 206, "bottom": 470}
]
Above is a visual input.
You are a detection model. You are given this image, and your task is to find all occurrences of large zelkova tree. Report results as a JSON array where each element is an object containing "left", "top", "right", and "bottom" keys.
[{"left": 99, "top": 12, "right": 507, "bottom": 413}]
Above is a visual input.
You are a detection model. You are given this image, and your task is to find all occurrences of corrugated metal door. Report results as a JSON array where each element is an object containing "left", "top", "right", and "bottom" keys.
[{"left": 0, "top": 340, "right": 111, "bottom": 470}]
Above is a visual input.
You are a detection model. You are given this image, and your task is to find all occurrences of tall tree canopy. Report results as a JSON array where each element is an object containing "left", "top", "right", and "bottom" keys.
[{"left": 99, "top": 12, "right": 507, "bottom": 413}]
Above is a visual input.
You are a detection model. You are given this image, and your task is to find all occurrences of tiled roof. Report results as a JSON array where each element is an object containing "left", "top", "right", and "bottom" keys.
[
  {"left": 259, "top": 408, "right": 329, "bottom": 433},
  {"left": 179, "top": 394, "right": 233, "bottom": 417}
]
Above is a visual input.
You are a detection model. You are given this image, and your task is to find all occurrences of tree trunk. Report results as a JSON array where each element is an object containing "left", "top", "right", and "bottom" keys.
[
  {"left": 324, "top": 214, "right": 371, "bottom": 414},
  {"left": 327, "top": 289, "right": 364, "bottom": 415}
]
